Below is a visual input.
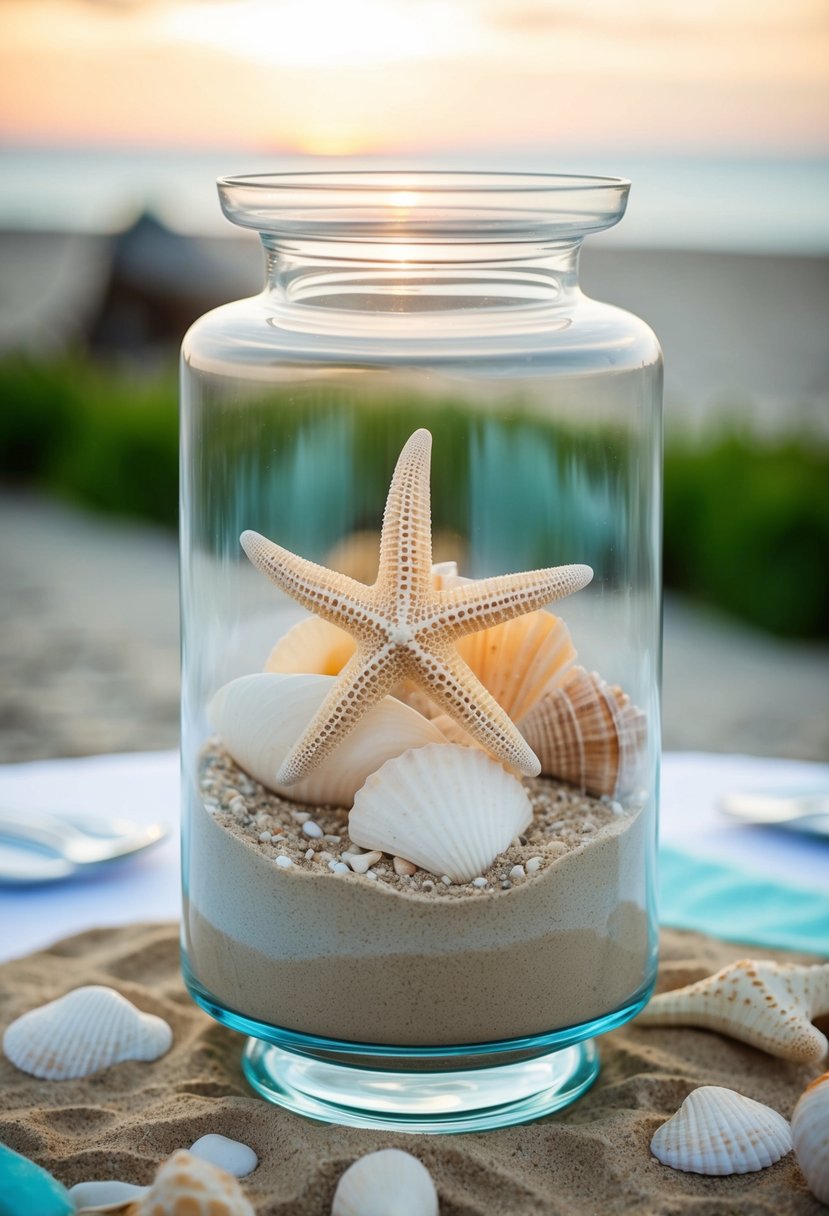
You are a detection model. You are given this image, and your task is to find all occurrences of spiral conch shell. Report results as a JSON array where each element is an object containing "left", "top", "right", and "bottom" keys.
[
  {"left": 208, "top": 672, "right": 447, "bottom": 807},
  {"left": 332, "top": 1149, "right": 438, "bottom": 1216},
  {"left": 518, "top": 665, "right": 646, "bottom": 799},
  {"left": 349, "top": 742, "right": 533, "bottom": 882},
  {"left": 637, "top": 958, "right": 829, "bottom": 1063},
  {"left": 651, "top": 1086, "right": 792, "bottom": 1175},
  {"left": 792, "top": 1071, "right": 829, "bottom": 1205},
  {"left": 2, "top": 986, "right": 172, "bottom": 1081}
]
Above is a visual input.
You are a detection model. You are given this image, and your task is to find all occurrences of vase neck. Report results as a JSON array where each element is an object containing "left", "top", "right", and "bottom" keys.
[{"left": 261, "top": 237, "right": 583, "bottom": 314}]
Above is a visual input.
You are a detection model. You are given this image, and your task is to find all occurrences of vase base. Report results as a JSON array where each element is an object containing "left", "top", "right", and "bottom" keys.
[{"left": 241, "top": 1036, "right": 599, "bottom": 1133}]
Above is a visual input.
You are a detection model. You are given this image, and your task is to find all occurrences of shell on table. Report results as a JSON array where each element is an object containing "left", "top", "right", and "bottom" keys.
[
  {"left": 791, "top": 1071, "right": 829, "bottom": 1204},
  {"left": 518, "top": 665, "right": 646, "bottom": 799},
  {"left": 332, "top": 1148, "right": 438, "bottom": 1216},
  {"left": 265, "top": 615, "right": 355, "bottom": 676},
  {"left": 636, "top": 958, "right": 829, "bottom": 1063},
  {"left": 348, "top": 742, "right": 533, "bottom": 883},
  {"left": 125, "top": 1152, "right": 254, "bottom": 1216},
  {"left": 208, "top": 672, "right": 447, "bottom": 808},
  {"left": 2, "top": 986, "right": 172, "bottom": 1082},
  {"left": 651, "top": 1085, "right": 792, "bottom": 1175}
]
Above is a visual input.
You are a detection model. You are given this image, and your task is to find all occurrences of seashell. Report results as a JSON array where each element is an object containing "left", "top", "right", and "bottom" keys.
[
  {"left": 265, "top": 615, "right": 355, "bottom": 676},
  {"left": 209, "top": 673, "right": 447, "bottom": 808},
  {"left": 518, "top": 665, "right": 646, "bottom": 799},
  {"left": 456, "top": 610, "right": 576, "bottom": 722},
  {"left": 332, "top": 1148, "right": 438, "bottom": 1216},
  {"left": 637, "top": 958, "right": 829, "bottom": 1062},
  {"left": 69, "top": 1181, "right": 148, "bottom": 1213},
  {"left": 0, "top": 1143, "right": 74, "bottom": 1216},
  {"left": 349, "top": 743, "right": 533, "bottom": 883},
  {"left": 189, "top": 1134, "right": 258, "bottom": 1178},
  {"left": 2, "top": 986, "right": 172, "bottom": 1081},
  {"left": 132, "top": 1151, "right": 254, "bottom": 1216},
  {"left": 651, "top": 1085, "right": 792, "bottom": 1175},
  {"left": 791, "top": 1071, "right": 829, "bottom": 1204}
]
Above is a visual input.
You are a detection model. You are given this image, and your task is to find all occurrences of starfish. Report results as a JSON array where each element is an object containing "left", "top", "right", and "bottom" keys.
[{"left": 241, "top": 428, "right": 593, "bottom": 784}]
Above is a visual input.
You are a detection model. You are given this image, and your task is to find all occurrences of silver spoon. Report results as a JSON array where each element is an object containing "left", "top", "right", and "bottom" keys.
[
  {"left": 719, "top": 790, "right": 829, "bottom": 838},
  {"left": 0, "top": 807, "right": 169, "bottom": 883}
]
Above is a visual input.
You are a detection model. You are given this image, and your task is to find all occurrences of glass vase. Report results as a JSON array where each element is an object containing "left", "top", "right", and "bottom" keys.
[{"left": 179, "top": 172, "right": 662, "bottom": 1132}]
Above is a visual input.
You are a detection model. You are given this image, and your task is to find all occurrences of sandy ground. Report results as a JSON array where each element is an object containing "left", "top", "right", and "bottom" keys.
[{"left": 0, "top": 491, "right": 827, "bottom": 764}]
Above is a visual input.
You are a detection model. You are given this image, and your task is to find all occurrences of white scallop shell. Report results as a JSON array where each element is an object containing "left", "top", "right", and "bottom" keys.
[
  {"left": 349, "top": 743, "right": 533, "bottom": 883},
  {"left": 189, "top": 1134, "right": 258, "bottom": 1178},
  {"left": 2, "top": 986, "right": 172, "bottom": 1081},
  {"left": 332, "top": 1148, "right": 438, "bottom": 1216},
  {"left": 651, "top": 1086, "right": 792, "bottom": 1175},
  {"left": 133, "top": 1151, "right": 254, "bottom": 1216},
  {"left": 69, "top": 1180, "right": 148, "bottom": 1213},
  {"left": 792, "top": 1071, "right": 829, "bottom": 1204},
  {"left": 208, "top": 673, "right": 447, "bottom": 808},
  {"left": 265, "top": 615, "right": 354, "bottom": 676},
  {"left": 518, "top": 665, "right": 646, "bottom": 799}
]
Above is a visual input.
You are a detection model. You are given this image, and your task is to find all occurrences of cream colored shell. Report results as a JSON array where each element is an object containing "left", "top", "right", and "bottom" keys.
[
  {"left": 791, "top": 1071, "right": 829, "bottom": 1204},
  {"left": 332, "top": 1148, "right": 438, "bottom": 1216},
  {"left": 2, "top": 986, "right": 172, "bottom": 1081},
  {"left": 651, "top": 1085, "right": 792, "bottom": 1175},
  {"left": 208, "top": 672, "right": 447, "bottom": 808},
  {"left": 131, "top": 1152, "right": 254, "bottom": 1216},
  {"left": 518, "top": 665, "right": 646, "bottom": 799},
  {"left": 265, "top": 615, "right": 355, "bottom": 676},
  {"left": 637, "top": 958, "right": 829, "bottom": 1062},
  {"left": 349, "top": 742, "right": 533, "bottom": 883}
]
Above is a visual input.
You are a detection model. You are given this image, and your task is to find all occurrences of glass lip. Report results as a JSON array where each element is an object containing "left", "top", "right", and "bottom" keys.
[{"left": 216, "top": 170, "right": 631, "bottom": 241}]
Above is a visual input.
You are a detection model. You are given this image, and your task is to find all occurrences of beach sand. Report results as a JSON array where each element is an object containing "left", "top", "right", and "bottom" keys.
[{"left": 0, "top": 921, "right": 825, "bottom": 1214}]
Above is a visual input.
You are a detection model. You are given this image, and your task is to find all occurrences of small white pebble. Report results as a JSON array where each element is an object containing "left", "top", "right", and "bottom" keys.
[
  {"left": 525, "top": 856, "right": 542, "bottom": 874},
  {"left": 440, "top": 875, "right": 452, "bottom": 886},
  {"left": 421, "top": 880, "right": 435, "bottom": 891},
  {"left": 472, "top": 877, "right": 487, "bottom": 888},
  {"left": 304, "top": 848, "right": 315, "bottom": 861},
  {"left": 325, "top": 834, "right": 341, "bottom": 844},
  {"left": 346, "top": 850, "right": 383, "bottom": 874},
  {"left": 275, "top": 855, "right": 293, "bottom": 868},
  {"left": 331, "top": 861, "right": 350, "bottom": 874},
  {"left": 364, "top": 871, "right": 378, "bottom": 881},
  {"left": 258, "top": 831, "right": 272, "bottom": 842},
  {"left": 609, "top": 800, "right": 624, "bottom": 815},
  {"left": 291, "top": 810, "right": 311, "bottom": 824},
  {"left": 189, "top": 1133, "right": 258, "bottom": 1178},
  {"left": 319, "top": 851, "right": 334, "bottom": 863},
  {"left": 343, "top": 843, "right": 363, "bottom": 855},
  {"left": 302, "top": 820, "right": 323, "bottom": 838},
  {"left": 509, "top": 865, "right": 526, "bottom": 882},
  {"left": 393, "top": 856, "right": 417, "bottom": 876}
]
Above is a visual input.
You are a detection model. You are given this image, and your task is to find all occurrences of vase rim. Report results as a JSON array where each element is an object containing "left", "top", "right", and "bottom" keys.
[{"left": 216, "top": 170, "right": 630, "bottom": 242}]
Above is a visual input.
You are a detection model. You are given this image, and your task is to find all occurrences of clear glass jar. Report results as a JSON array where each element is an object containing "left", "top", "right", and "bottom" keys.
[{"left": 180, "top": 172, "right": 662, "bottom": 1132}]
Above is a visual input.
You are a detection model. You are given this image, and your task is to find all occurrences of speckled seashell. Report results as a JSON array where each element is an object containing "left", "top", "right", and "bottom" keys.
[
  {"left": 209, "top": 672, "right": 447, "bottom": 808},
  {"left": 637, "top": 958, "right": 829, "bottom": 1062},
  {"left": 349, "top": 742, "right": 533, "bottom": 883},
  {"left": 518, "top": 665, "right": 646, "bottom": 799},
  {"left": 455, "top": 610, "right": 576, "bottom": 722},
  {"left": 332, "top": 1148, "right": 438, "bottom": 1216},
  {"left": 2, "top": 986, "right": 172, "bottom": 1081},
  {"left": 132, "top": 1151, "right": 254, "bottom": 1216},
  {"left": 651, "top": 1086, "right": 792, "bottom": 1175},
  {"left": 792, "top": 1071, "right": 829, "bottom": 1204},
  {"left": 265, "top": 615, "right": 355, "bottom": 676}
]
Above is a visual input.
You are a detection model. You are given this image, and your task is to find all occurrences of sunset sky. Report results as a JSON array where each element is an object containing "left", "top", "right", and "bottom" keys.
[{"left": 0, "top": 0, "right": 827, "bottom": 157}]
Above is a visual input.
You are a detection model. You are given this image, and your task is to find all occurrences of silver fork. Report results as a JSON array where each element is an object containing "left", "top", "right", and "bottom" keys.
[{"left": 0, "top": 807, "right": 168, "bottom": 883}]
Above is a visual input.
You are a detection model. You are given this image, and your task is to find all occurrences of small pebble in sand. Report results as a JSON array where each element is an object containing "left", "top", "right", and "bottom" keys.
[
  {"left": 325, "top": 834, "right": 342, "bottom": 844},
  {"left": 501, "top": 880, "right": 512, "bottom": 890},
  {"left": 304, "top": 848, "right": 314, "bottom": 861},
  {"left": 302, "top": 820, "right": 323, "bottom": 838},
  {"left": 526, "top": 857, "right": 542, "bottom": 874},
  {"left": 346, "top": 850, "right": 382, "bottom": 874},
  {"left": 189, "top": 1133, "right": 258, "bottom": 1178},
  {"left": 330, "top": 861, "right": 350, "bottom": 874},
  {"left": 275, "top": 855, "right": 293, "bottom": 868},
  {"left": 441, "top": 875, "right": 452, "bottom": 887},
  {"left": 258, "top": 831, "right": 271, "bottom": 842},
  {"left": 319, "top": 851, "right": 334, "bottom": 863},
  {"left": 364, "top": 871, "right": 378, "bottom": 881},
  {"left": 291, "top": 810, "right": 311, "bottom": 824},
  {"left": 422, "top": 880, "right": 435, "bottom": 891},
  {"left": 393, "top": 856, "right": 417, "bottom": 876},
  {"left": 472, "top": 877, "right": 487, "bottom": 888},
  {"left": 510, "top": 865, "right": 526, "bottom": 882}
]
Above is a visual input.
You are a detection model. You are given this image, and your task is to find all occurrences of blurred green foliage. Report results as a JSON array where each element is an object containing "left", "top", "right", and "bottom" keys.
[{"left": 1, "top": 354, "right": 827, "bottom": 639}]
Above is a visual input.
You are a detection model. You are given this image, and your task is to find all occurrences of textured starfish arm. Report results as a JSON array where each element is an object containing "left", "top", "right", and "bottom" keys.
[
  {"left": 410, "top": 645, "right": 541, "bottom": 776},
  {"left": 375, "top": 429, "right": 434, "bottom": 609},
  {"left": 424, "top": 564, "right": 594, "bottom": 638},
  {"left": 277, "top": 647, "right": 398, "bottom": 785},
  {"left": 240, "top": 530, "right": 370, "bottom": 626}
]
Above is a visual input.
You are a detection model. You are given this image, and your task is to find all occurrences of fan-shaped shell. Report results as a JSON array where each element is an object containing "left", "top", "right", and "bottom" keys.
[
  {"left": 349, "top": 743, "right": 533, "bottom": 883},
  {"left": 208, "top": 673, "right": 447, "bottom": 808},
  {"left": 455, "top": 610, "right": 576, "bottom": 722},
  {"left": 651, "top": 1086, "right": 792, "bottom": 1175},
  {"left": 518, "top": 665, "right": 646, "bottom": 799},
  {"left": 70, "top": 1180, "right": 148, "bottom": 1213},
  {"left": 265, "top": 615, "right": 355, "bottom": 676},
  {"left": 637, "top": 958, "right": 829, "bottom": 1062},
  {"left": 2, "top": 986, "right": 172, "bottom": 1081},
  {"left": 133, "top": 1152, "right": 254, "bottom": 1216},
  {"left": 792, "top": 1071, "right": 829, "bottom": 1204},
  {"left": 332, "top": 1149, "right": 438, "bottom": 1216}
]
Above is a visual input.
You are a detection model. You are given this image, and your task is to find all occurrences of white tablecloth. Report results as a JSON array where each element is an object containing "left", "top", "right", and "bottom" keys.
[{"left": 0, "top": 750, "right": 826, "bottom": 965}]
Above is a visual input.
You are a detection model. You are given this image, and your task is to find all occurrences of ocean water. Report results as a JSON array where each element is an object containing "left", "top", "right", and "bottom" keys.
[{"left": 0, "top": 144, "right": 827, "bottom": 254}]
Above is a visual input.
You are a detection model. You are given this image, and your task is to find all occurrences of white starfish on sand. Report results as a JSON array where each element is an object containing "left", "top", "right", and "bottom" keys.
[{"left": 241, "top": 428, "right": 592, "bottom": 783}]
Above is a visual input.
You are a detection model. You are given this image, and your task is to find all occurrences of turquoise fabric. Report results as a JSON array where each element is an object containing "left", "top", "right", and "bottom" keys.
[{"left": 658, "top": 844, "right": 829, "bottom": 957}]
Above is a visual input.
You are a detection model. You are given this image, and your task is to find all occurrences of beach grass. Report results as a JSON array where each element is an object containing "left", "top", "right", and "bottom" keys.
[{"left": 1, "top": 353, "right": 826, "bottom": 640}]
